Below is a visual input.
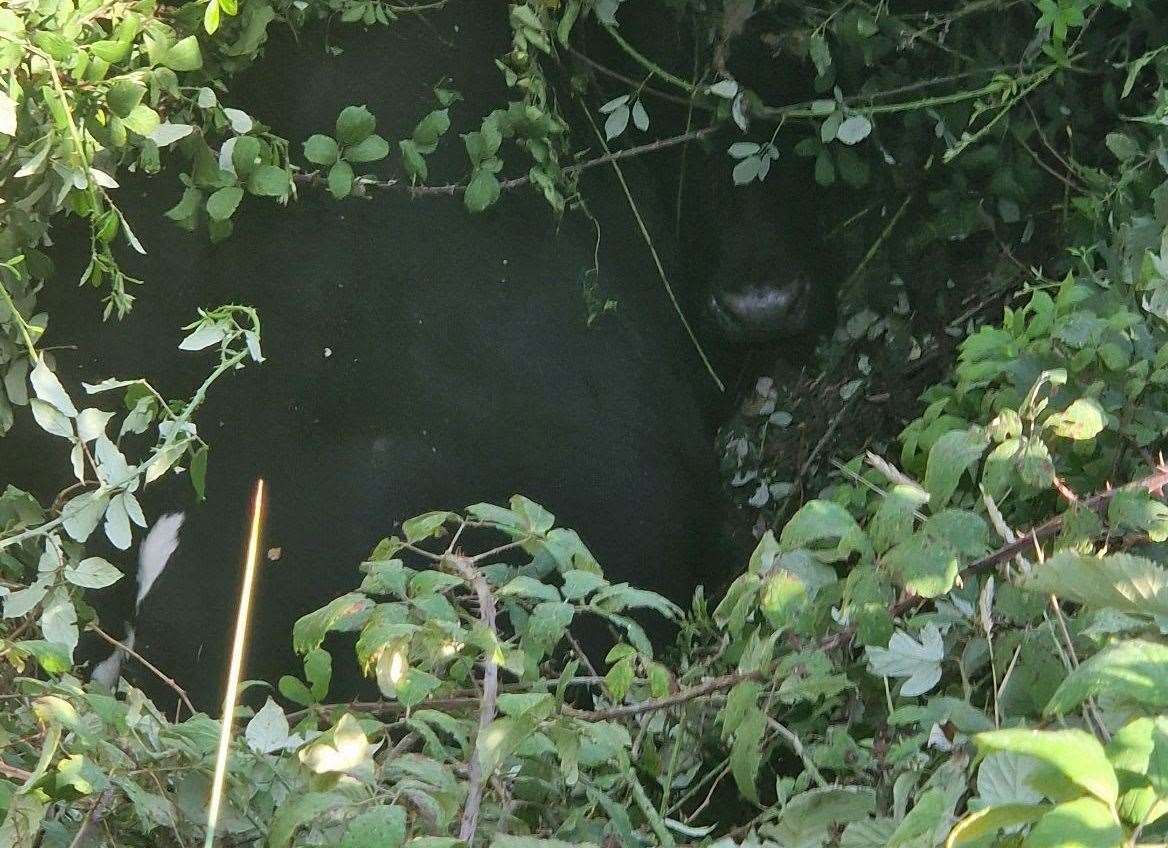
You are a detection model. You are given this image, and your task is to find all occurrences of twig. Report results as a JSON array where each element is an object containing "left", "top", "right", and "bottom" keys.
[
  {"left": 603, "top": 24, "right": 700, "bottom": 96},
  {"left": 796, "top": 389, "right": 860, "bottom": 483},
  {"left": 0, "top": 761, "right": 32, "bottom": 782},
  {"left": 578, "top": 99, "right": 724, "bottom": 393},
  {"left": 563, "top": 671, "right": 761, "bottom": 722},
  {"left": 565, "top": 629, "right": 601, "bottom": 679},
  {"left": 295, "top": 127, "right": 718, "bottom": 200},
  {"left": 818, "top": 461, "right": 1168, "bottom": 655},
  {"left": 766, "top": 717, "right": 829, "bottom": 788},
  {"left": 284, "top": 677, "right": 606, "bottom": 723},
  {"left": 563, "top": 43, "right": 695, "bottom": 108},
  {"left": 839, "top": 189, "right": 916, "bottom": 303},
  {"left": 89, "top": 625, "right": 197, "bottom": 717},
  {"left": 66, "top": 787, "right": 117, "bottom": 848},
  {"left": 628, "top": 764, "right": 675, "bottom": 846},
  {"left": 963, "top": 461, "right": 1168, "bottom": 576},
  {"left": 445, "top": 554, "right": 498, "bottom": 847}
]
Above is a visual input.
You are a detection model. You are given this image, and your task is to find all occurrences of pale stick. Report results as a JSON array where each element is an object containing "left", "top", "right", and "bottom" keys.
[{"left": 204, "top": 478, "right": 266, "bottom": 847}]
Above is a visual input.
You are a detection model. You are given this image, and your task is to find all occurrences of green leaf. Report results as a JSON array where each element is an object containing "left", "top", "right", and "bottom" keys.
[
  {"left": 412, "top": 109, "right": 450, "bottom": 151},
  {"left": 203, "top": 0, "right": 220, "bottom": 34},
  {"left": 20, "top": 640, "right": 72, "bottom": 674},
  {"left": 303, "top": 134, "right": 340, "bottom": 166},
  {"left": 491, "top": 839, "right": 598, "bottom": 848},
  {"left": 1045, "top": 397, "right": 1107, "bottom": 440},
  {"left": 268, "top": 792, "right": 343, "bottom": 848},
  {"left": 496, "top": 692, "right": 554, "bottom": 719},
  {"left": 161, "top": 36, "right": 203, "bottom": 71},
  {"left": 62, "top": 491, "right": 109, "bottom": 542},
  {"left": 924, "top": 427, "right": 989, "bottom": 509},
  {"left": 605, "top": 657, "right": 634, "bottom": 701},
  {"left": 361, "top": 560, "right": 413, "bottom": 596},
  {"left": 1019, "top": 551, "right": 1168, "bottom": 618},
  {"left": 336, "top": 105, "right": 376, "bottom": 146},
  {"left": 836, "top": 114, "right": 873, "bottom": 145},
  {"left": 975, "top": 751, "right": 1043, "bottom": 807},
  {"left": 478, "top": 715, "right": 533, "bottom": 778},
  {"left": 247, "top": 164, "right": 290, "bottom": 197},
  {"left": 465, "top": 169, "right": 501, "bottom": 213},
  {"left": 345, "top": 134, "right": 390, "bottom": 163},
  {"left": 1148, "top": 717, "right": 1168, "bottom": 799},
  {"left": 230, "top": 135, "right": 262, "bottom": 177},
  {"left": 779, "top": 499, "right": 869, "bottom": 562},
  {"left": 342, "top": 805, "right": 407, "bottom": 848},
  {"left": 1044, "top": 639, "right": 1168, "bottom": 716},
  {"left": 305, "top": 647, "right": 332, "bottom": 701},
  {"left": 106, "top": 80, "right": 146, "bottom": 118},
  {"left": 1108, "top": 490, "right": 1168, "bottom": 542},
  {"left": 760, "top": 571, "right": 806, "bottom": 630},
  {"left": 122, "top": 103, "right": 160, "bottom": 136},
  {"left": 64, "top": 556, "right": 122, "bottom": 589},
  {"left": 730, "top": 704, "right": 765, "bottom": 803},
  {"left": 299, "top": 715, "right": 377, "bottom": 775},
  {"left": 328, "top": 160, "right": 354, "bottom": 199},
  {"left": 90, "top": 40, "right": 131, "bottom": 63},
  {"left": 883, "top": 535, "right": 958, "bottom": 599},
  {"left": 785, "top": 787, "right": 878, "bottom": 837},
  {"left": 974, "top": 728, "right": 1118, "bottom": 805},
  {"left": 498, "top": 575, "right": 560, "bottom": 602},
  {"left": 389, "top": 667, "right": 441, "bottom": 708},
  {"left": 865, "top": 624, "right": 943, "bottom": 697},
  {"left": 402, "top": 511, "right": 453, "bottom": 543},
  {"left": 869, "top": 484, "right": 929, "bottom": 553},
  {"left": 278, "top": 675, "right": 314, "bottom": 706},
  {"left": 244, "top": 697, "right": 290, "bottom": 753},
  {"left": 888, "top": 788, "right": 947, "bottom": 847},
  {"left": 722, "top": 680, "right": 763, "bottom": 738},
  {"left": 400, "top": 139, "right": 428, "bottom": 182},
  {"left": 205, "top": 186, "right": 243, "bottom": 221},
  {"left": 293, "top": 593, "right": 372, "bottom": 654},
  {"left": 1022, "top": 797, "right": 1122, "bottom": 848},
  {"left": 1108, "top": 717, "right": 1168, "bottom": 827},
  {"left": 945, "top": 804, "right": 1048, "bottom": 847}
]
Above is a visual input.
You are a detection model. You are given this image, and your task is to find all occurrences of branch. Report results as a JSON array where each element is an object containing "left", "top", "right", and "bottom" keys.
[
  {"left": 445, "top": 554, "right": 498, "bottom": 847},
  {"left": 818, "top": 460, "right": 1168, "bottom": 653},
  {"left": 562, "top": 671, "right": 762, "bottom": 722},
  {"left": 294, "top": 126, "right": 718, "bottom": 200},
  {"left": 562, "top": 43, "right": 697, "bottom": 108},
  {"left": 964, "top": 461, "right": 1168, "bottom": 575},
  {"left": 89, "top": 625, "right": 197, "bottom": 718},
  {"left": 284, "top": 677, "right": 605, "bottom": 724},
  {"left": 0, "top": 760, "right": 32, "bottom": 782}
]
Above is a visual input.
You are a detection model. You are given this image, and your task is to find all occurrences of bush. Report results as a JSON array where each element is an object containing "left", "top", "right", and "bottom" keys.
[{"left": 3, "top": 2, "right": 1168, "bottom": 847}]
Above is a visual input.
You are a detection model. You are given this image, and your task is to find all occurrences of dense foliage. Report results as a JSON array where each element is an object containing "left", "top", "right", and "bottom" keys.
[{"left": 3, "top": 1, "right": 1168, "bottom": 847}]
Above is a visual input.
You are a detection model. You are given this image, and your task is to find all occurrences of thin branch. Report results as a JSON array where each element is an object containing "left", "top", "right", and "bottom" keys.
[
  {"left": 819, "top": 461, "right": 1168, "bottom": 654},
  {"left": 284, "top": 677, "right": 606, "bottom": 724},
  {"left": 89, "top": 624, "right": 197, "bottom": 718},
  {"left": 766, "top": 717, "right": 829, "bottom": 788},
  {"left": 562, "top": 43, "right": 696, "bottom": 108},
  {"left": 445, "top": 553, "right": 498, "bottom": 847},
  {"left": 963, "top": 461, "right": 1168, "bottom": 576},
  {"left": 563, "top": 671, "right": 761, "bottom": 722},
  {"left": 297, "top": 126, "right": 719, "bottom": 201},
  {"left": 0, "top": 760, "right": 32, "bottom": 782}
]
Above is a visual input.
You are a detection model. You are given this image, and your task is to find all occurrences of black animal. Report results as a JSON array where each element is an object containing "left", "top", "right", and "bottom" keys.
[
  {"left": 569, "top": 2, "right": 838, "bottom": 400},
  {"left": 2, "top": 2, "right": 828, "bottom": 711}
]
